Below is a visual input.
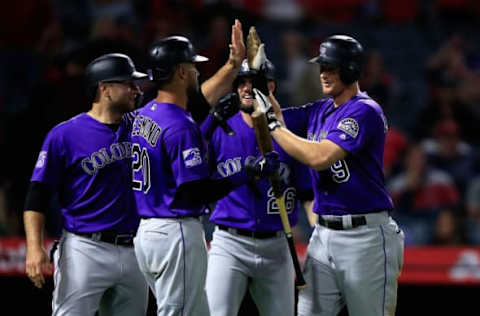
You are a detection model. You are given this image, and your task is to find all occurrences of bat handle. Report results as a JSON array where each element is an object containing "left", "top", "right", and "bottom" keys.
[{"left": 286, "top": 235, "right": 307, "bottom": 289}]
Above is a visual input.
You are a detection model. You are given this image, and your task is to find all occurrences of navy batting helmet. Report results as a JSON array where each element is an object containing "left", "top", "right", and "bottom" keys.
[
  {"left": 147, "top": 36, "right": 208, "bottom": 82},
  {"left": 233, "top": 59, "right": 276, "bottom": 90},
  {"left": 309, "top": 35, "right": 364, "bottom": 84},
  {"left": 85, "top": 53, "right": 147, "bottom": 100}
]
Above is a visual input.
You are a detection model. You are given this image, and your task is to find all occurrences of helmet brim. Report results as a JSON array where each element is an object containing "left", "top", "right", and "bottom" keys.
[
  {"left": 131, "top": 71, "right": 149, "bottom": 80},
  {"left": 100, "top": 71, "right": 148, "bottom": 83},
  {"left": 308, "top": 55, "right": 340, "bottom": 67},
  {"left": 193, "top": 55, "right": 209, "bottom": 62},
  {"left": 308, "top": 56, "right": 321, "bottom": 64}
]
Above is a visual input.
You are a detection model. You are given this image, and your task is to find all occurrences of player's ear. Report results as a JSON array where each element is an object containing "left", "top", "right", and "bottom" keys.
[
  {"left": 101, "top": 82, "right": 112, "bottom": 97},
  {"left": 93, "top": 83, "right": 108, "bottom": 103},
  {"left": 176, "top": 63, "right": 188, "bottom": 81},
  {"left": 267, "top": 81, "right": 276, "bottom": 94}
]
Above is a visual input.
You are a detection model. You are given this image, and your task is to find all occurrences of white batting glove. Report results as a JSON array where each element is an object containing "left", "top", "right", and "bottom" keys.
[{"left": 253, "top": 88, "right": 282, "bottom": 131}]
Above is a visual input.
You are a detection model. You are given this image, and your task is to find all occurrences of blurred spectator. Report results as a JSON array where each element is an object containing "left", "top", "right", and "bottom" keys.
[
  {"left": 278, "top": 29, "right": 309, "bottom": 105},
  {"left": 0, "top": 182, "right": 21, "bottom": 236},
  {"left": 388, "top": 144, "right": 460, "bottom": 215},
  {"left": 414, "top": 35, "right": 480, "bottom": 145},
  {"left": 263, "top": 0, "right": 303, "bottom": 23},
  {"left": 388, "top": 144, "right": 460, "bottom": 245},
  {"left": 413, "top": 68, "right": 479, "bottom": 145},
  {"left": 464, "top": 176, "right": 480, "bottom": 244},
  {"left": 457, "top": 53, "right": 480, "bottom": 118},
  {"left": 89, "top": 0, "right": 137, "bottom": 21},
  {"left": 197, "top": 15, "right": 231, "bottom": 80},
  {"left": 466, "top": 176, "right": 480, "bottom": 220},
  {"left": 142, "top": 0, "right": 198, "bottom": 47},
  {"left": 282, "top": 34, "right": 325, "bottom": 106},
  {"left": 360, "top": 49, "right": 397, "bottom": 108},
  {"left": 384, "top": 126, "right": 409, "bottom": 178},
  {"left": 299, "top": 0, "right": 368, "bottom": 23},
  {"left": 0, "top": 0, "right": 57, "bottom": 114},
  {"left": 421, "top": 119, "right": 478, "bottom": 195},
  {"left": 432, "top": 207, "right": 464, "bottom": 245}
]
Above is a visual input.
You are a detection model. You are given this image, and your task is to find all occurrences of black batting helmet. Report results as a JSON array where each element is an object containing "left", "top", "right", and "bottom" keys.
[
  {"left": 85, "top": 53, "right": 147, "bottom": 100},
  {"left": 233, "top": 59, "right": 276, "bottom": 90},
  {"left": 309, "top": 35, "right": 364, "bottom": 84},
  {"left": 147, "top": 36, "right": 208, "bottom": 82}
]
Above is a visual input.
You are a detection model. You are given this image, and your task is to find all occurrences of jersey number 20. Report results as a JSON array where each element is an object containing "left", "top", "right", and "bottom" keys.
[{"left": 132, "top": 144, "right": 151, "bottom": 193}]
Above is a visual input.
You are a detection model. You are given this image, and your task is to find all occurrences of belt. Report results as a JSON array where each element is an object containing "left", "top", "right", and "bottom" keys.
[
  {"left": 141, "top": 215, "right": 201, "bottom": 220},
  {"left": 218, "top": 225, "right": 282, "bottom": 239},
  {"left": 75, "top": 231, "right": 135, "bottom": 247},
  {"left": 317, "top": 215, "right": 367, "bottom": 230}
]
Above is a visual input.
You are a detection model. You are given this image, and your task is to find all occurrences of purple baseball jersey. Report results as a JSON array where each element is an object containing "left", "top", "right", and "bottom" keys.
[
  {"left": 208, "top": 112, "right": 312, "bottom": 231},
  {"left": 31, "top": 113, "right": 139, "bottom": 233},
  {"left": 131, "top": 101, "right": 209, "bottom": 218},
  {"left": 283, "top": 92, "right": 393, "bottom": 215}
]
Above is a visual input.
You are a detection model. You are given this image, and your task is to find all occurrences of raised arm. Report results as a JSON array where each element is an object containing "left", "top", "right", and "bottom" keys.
[{"left": 201, "top": 19, "right": 245, "bottom": 105}]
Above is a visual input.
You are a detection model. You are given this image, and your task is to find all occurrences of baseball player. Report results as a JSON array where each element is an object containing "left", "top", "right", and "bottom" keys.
[
  {"left": 260, "top": 35, "right": 405, "bottom": 316},
  {"left": 24, "top": 53, "right": 149, "bottom": 316},
  {"left": 202, "top": 59, "right": 313, "bottom": 316},
  {"left": 131, "top": 22, "right": 281, "bottom": 316}
]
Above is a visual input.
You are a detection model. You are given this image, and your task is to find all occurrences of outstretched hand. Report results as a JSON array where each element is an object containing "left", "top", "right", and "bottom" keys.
[{"left": 228, "top": 19, "right": 245, "bottom": 69}]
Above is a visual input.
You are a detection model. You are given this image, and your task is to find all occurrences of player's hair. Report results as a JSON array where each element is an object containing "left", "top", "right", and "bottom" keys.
[{"left": 309, "top": 35, "right": 364, "bottom": 84}]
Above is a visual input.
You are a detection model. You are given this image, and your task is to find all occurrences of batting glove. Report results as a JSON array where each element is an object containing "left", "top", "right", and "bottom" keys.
[
  {"left": 245, "top": 151, "right": 280, "bottom": 179},
  {"left": 253, "top": 88, "right": 282, "bottom": 132},
  {"left": 252, "top": 67, "right": 270, "bottom": 96},
  {"left": 210, "top": 93, "right": 240, "bottom": 123}
]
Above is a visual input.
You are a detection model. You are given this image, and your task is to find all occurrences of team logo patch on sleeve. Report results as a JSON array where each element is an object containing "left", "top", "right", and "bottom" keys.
[
  {"left": 35, "top": 151, "right": 47, "bottom": 168},
  {"left": 182, "top": 148, "right": 202, "bottom": 168},
  {"left": 337, "top": 118, "right": 359, "bottom": 138}
]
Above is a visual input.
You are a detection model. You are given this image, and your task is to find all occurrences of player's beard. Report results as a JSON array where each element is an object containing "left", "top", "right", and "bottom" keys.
[
  {"left": 186, "top": 71, "right": 200, "bottom": 102},
  {"left": 109, "top": 95, "right": 134, "bottom": 115},
  {"left": 185, "top": 78, "right": 206, "bottom": 116},
  {"left": 240, "top": 103, "right": 254, "bottom": 114},
  {"left": 239, "top": 89, "right": 255, "bottom": 114},
  {"left": 186, "top": 83, "right": 198, "bottom": 103}
]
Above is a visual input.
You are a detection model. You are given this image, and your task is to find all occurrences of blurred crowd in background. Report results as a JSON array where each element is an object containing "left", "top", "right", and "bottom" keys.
[{"left": 1, "top": 0, "right": 480, "bottom": 247}]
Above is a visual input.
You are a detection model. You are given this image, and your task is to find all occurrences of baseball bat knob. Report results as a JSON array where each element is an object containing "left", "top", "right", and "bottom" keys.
[{"left": 295, "top": 281, "right": 307, "bottom": 290}]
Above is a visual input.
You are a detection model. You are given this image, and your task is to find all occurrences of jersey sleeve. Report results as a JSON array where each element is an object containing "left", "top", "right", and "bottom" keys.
[
  {"left": 30, "top": 129, "right": 66, "bottom": 189},
  {"left": 293, "top": 160, "right": 313, "bottom": 198},
  {"left": 326, "top": 103, "right": 384, "bottom": 155},
  {"left": 282, "top": 102, "right": 315, "bottom": 137},
  {"left": 163, "top": 126, "right": 210, "bottom": 186},
  {"left": 200, "top": 114, "right": 217, "bottom": 142},
  {"left": 122, "top": 109, "right": 140, "bottom": 128}
]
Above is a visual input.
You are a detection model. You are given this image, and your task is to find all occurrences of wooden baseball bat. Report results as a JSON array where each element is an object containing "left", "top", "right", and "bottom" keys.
[{"left": 251, "top": 109, "right": 307, "bottom": 290}]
